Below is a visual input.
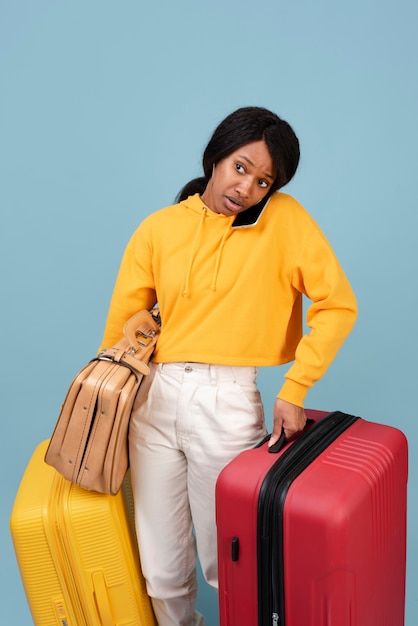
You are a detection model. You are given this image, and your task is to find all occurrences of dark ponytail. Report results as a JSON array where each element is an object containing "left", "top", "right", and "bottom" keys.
[
  {"left": 176, "top": 177, "right": 208, "bottom": 203},
  {"left": 176, "top": 106, "right": 300, "bottom": 202}
]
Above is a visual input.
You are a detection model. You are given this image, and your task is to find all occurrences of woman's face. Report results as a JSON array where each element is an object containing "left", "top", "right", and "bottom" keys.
[{"left": 201, "top": 140, "right": 275, "bottom": 217}]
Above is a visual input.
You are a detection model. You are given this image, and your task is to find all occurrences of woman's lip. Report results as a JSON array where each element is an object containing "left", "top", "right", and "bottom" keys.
[{"left": 225, "top": 196, "right": 244, "bottom": 212}]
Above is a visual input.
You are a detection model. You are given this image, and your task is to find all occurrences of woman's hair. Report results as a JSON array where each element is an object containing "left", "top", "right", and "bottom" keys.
[{"left": 176, "top": 106, "right": 300, "bottom": 202}]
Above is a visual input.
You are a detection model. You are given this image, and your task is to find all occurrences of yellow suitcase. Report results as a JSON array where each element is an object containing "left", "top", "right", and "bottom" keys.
[{"left": 10, "top": 440, "right": 156, "bottom": 626}]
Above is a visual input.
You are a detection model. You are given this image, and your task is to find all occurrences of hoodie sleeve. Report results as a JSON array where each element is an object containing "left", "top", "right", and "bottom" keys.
[
  {"left": 99, "top": 221, "right": 157, "bottom": 351},
  {"left": 277, "top": 226, "right": 357, "bottom": 406}
]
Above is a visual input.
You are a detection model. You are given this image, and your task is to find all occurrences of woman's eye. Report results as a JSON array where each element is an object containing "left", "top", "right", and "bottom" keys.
[
  {"left": 235, "top": 163, "right": 245, "bottom": 173},
  {"left": 259, "top": 179, "right": 269, "bottom": 188}
]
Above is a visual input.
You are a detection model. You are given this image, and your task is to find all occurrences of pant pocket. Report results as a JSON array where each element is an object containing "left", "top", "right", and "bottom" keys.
[
  {"left": 237, "top": 381, "right": 265, "bottom": 424},
  {"left": 217, "top": 380, "right": 266, "bottom": 435}
]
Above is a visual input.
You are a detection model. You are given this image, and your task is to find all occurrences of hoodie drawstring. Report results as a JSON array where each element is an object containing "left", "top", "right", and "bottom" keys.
[
  {"left": 182, "top": 206, "right": 233, "bottom": 297},
  {"left": 211, "top": 227, "right": 230, "bottom": 291},
  {"left": 183, "top": 207, "right": 207, "bottom": 297}
]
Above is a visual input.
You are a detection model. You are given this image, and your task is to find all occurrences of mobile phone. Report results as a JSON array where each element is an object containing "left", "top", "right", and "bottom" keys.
[{"left": 231, "top": 194, "right": 272, "bottom": 228}]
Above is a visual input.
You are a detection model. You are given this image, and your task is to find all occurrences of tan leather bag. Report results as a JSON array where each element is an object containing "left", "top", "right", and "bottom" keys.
[{"left": 45, "top": 309, "right": 161, "bottom": 495}]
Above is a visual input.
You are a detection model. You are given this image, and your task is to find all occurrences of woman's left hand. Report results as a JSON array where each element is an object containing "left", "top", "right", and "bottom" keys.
[{"left": 269, "top": 398, "right": 307, "bottom": 447}]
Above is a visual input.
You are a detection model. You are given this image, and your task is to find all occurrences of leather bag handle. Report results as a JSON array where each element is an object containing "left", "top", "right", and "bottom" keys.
[{"left": 123, "top": 310, "right": 160, "bottom": 352}]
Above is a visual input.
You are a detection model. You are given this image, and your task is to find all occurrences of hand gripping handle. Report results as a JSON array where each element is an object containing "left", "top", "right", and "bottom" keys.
[{"left": 268, "top": 418, "right": 315, "bottom": 453}]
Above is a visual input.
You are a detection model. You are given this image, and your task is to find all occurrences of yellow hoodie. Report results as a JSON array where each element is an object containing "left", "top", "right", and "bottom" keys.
[{"left": 100, "top": 192, "right": 357, "bottom": 406}]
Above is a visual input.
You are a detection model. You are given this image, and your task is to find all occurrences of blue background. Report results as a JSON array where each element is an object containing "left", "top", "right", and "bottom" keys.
[{"left": 1, "top": 1, "right": 417, "bottom": 624}]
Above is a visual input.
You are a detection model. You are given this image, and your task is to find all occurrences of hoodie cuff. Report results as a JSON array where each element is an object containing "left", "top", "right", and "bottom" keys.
[{"left": 276, "top": 379, "right": 309, "bottom": 407}]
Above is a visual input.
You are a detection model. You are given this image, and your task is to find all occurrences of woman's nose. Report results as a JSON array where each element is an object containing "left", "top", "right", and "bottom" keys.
[{"left": 236, "top": 178, "right": 252, "bottom": 197}]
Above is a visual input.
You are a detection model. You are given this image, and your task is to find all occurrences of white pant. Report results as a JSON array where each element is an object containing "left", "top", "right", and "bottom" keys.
[{"left": 129, "top": 362, "right": 267, "bottom": 626}]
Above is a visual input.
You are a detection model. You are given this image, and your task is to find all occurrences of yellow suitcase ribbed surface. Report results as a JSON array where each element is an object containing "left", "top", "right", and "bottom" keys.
[{"left": 10, "top": 440, "right": 156, "bottom": 626}]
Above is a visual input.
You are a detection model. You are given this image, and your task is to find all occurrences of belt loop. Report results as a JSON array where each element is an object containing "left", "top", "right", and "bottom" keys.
[{"left": 209, "top": 364, "right": 217, "bottom": 386}]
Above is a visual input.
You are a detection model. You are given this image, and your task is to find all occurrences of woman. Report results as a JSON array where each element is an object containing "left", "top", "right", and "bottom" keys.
[{"left": 100, "top": 106, "right": 357, "bottom": 626}]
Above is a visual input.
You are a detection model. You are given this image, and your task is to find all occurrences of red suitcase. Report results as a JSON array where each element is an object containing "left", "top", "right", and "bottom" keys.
[{"left": 215, "top": 410, "right": 408, "bottom": 626}]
